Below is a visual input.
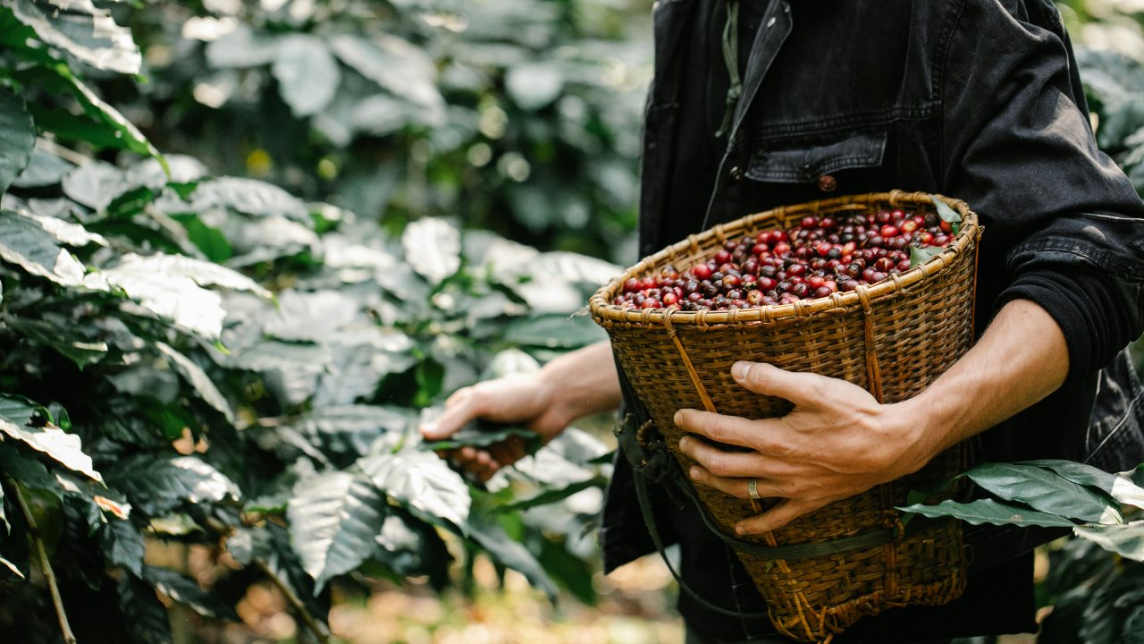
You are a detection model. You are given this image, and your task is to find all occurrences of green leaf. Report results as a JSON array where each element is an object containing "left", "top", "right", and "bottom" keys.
[
  {"left": 0, "top": 85, "right": 35, "bottom": 195},
  {"left": 183, "top": 177, "right": 310, "bottom": 221},
  {"left": 402, "top": 218, "right": 461, "bottom": 286},
  {"left": 272, "top": 34, "right": 340, "bottom": 117},
  {"left": 4, "top": 0, "right": 141, "bottom": 74},
  {"left": 283, "top": 405, "right": 410, "bottom": 461},
  {"left": 965, "top": 463, "right": 1122, "bottom": 524},
  {"left": 144, "top": 565, "right": 236, "bottom": 620},
  {"left": 360, "top": 452, "right": 471, "bottom": 530},
  {"left": 107, "top": 455, "right": 240, "bottom": 516},
  {"left": 3, "top": 316, "right": 108, "bottom": 368},
  {"left": 0, "top": 396, "right": 102, "bottom": 482},
  {"left": 102, "top": 252, "right": 272, "bottom": 339},
  {"left": 117, "top": 573, "right": 173, "bottom": 644},
  {"left": 464, "top": 517, "right": 558, "bottom": 603},
  {"left": 51, "top": 67, "right": 163, "bottom": 165},
  {"left": 505, "top": 314, "right": 607, "bottom": 350},
  {"left": 897, "top": 498, "right": 1077, "bottom": 528},
  {"left": 287, "top": 471, "right": 387, "bottom": 592},
  {"left": 373, "top": 508, "right": 451, "bottom": 588},
  {"left": 0, "top": 209, "right": 109, "bottom": 288},
  {"left": 98, "top": 518, "right": 144, "bottom": 576},
  {"left": 909, "top": 244, "right": 945, "bottom": 268},
  {"left": 12, "top": 146, "right": 73, "bottom": 188},
  {"left": 329, "top": 34, "right": 444, "bottom": 116},
  {"left": 496, "top": 478, "right": 602, "bottom": 513},
  {"left": 204, "top": 24, "right": 280, "bottom": 68},
  {"left": 931, "top": 195, "right": 962, "bottom": 224},
  {"left": 421, "top": 419, "right": 542, "bottom": 454},
  {"left": 154, "top": 342, "right": 234, "bottom": 423},
  {"left": 1074, "top": 522, "right": 1144, "bottom": 563},
  {"left": 1020, "top": 460, "right": 1144, "bottom": 511},
  {"left": 173, "top": 214, "right": 232, "bottom": 262}
]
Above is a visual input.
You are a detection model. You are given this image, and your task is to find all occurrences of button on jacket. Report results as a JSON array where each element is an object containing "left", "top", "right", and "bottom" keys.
[{"left": 600, "top": 0, "right": 1144, "bottom": 640}]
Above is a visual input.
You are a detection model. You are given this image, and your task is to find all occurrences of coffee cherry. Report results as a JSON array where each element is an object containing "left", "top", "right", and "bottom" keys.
[{"left": 692, "top": 263, "right": 713, "bottom": 280}]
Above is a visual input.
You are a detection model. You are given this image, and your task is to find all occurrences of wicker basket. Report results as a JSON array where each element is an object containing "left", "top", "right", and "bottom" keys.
[{"left": 590, "top": 191, "right": 981, "bottom": 642}]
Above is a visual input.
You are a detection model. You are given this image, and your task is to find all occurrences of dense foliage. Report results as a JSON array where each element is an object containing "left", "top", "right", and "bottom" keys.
[
  {"left": 105, "top": 0, "right": 650, "bottom": 263},
  {"left": 0, "top": 2, "right": 630, "bottom": 642}
]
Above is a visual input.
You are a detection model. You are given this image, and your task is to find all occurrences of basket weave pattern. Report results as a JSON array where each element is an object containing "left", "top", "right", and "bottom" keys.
[{"left": 591, "top": 192, "right": 980, "bottom": 642}]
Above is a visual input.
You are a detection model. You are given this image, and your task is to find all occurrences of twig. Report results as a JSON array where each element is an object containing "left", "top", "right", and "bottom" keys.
[
  {"left": 6, "top": 477, "right": 77, "bottom": 644},
  {"left": 254, "top": 559, "right": 331, "bottom": 644}
]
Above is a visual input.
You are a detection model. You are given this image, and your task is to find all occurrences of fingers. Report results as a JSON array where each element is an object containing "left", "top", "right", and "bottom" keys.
[
  {"left": 453, "top": 446, "right": 500, "bottom": 482},
  {"left": 679, "top": 436, "right": 782, "bottom": 478},
  {"left": 674, "top": 409, "right": 759, "bottom": 449},
  {"left": 731, "top": 362, "right": 823, "bottom": 407},
  {"left": 422, "top": 387, "right": 484, "bottom": 440},
  {"left": 734, "top": 498, "right": 831, "bottom": 536},
  {"left": 687, "top": 465, "right": 788, "bottom": 499}
]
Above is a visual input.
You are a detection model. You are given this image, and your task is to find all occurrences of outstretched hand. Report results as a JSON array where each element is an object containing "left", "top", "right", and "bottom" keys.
[
  {"left": 675, "top": 361, "right": 931, "bottom": 536},
  {"left": 420, "top": 374, "right": 570, "bottom": 482}
]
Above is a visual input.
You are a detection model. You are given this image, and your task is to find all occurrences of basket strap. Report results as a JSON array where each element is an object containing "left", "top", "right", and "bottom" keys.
[
  {"left": 661, "top": 315, "right": 719, "bottom": 414},
  {"left": 664, "top": 465, "right": 942, "bottom": 561},
  {"left": 631, "top": 459, "right": 772, "bottom": 620}
]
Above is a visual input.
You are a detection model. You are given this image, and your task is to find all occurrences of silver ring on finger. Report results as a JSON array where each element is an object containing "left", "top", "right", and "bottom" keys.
[{"left": 748, "top": 477, "right": 761, "bottom": 500}]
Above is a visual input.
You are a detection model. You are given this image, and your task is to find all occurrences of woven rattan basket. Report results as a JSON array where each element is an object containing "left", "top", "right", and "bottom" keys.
[{"left": 590, "top": 191, "right": 981, "bottom": 642}]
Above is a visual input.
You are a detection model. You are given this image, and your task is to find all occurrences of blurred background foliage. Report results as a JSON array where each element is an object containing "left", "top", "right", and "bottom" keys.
[
  {"left": 0, "top": 0, "right": 1142, "bottom": 643},
  {"left": 106, "top": 0, "right": 651, "bottom": 264}
]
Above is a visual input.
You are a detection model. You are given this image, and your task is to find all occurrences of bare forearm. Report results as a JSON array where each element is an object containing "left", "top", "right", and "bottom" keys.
[
  {"left": 538, "top": 340, "right": 622, "bottom": 425},
  {"left": 898, "top": 298, "right": 1070, "bottom": 466}
]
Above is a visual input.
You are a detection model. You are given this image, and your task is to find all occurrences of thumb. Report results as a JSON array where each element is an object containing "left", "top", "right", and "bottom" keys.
[
  {"left": 731, "top": 362, "right": 818, "bottom": 406},
  {"left": 420, "top": 389, "right": 482, "bottom": 440}
]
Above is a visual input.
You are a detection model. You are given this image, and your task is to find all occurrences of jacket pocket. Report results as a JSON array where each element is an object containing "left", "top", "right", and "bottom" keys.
[{"left": 745, "top": 126, "right": 888, "bottom": 184}]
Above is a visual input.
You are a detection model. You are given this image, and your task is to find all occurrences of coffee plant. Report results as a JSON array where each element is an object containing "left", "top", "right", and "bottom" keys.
[
  {"left": 0, "top": 2, "right": 624, "bottom": 642},
  {"left": 96, "top": 0, "right": 650, "bottom": 263}
]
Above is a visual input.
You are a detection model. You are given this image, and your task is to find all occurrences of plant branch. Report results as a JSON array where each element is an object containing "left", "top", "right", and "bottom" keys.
[
  {"left": 6, "top": 477, "right": 77, "bottom": 644},
  {"left": 254, "top": 559, "right": 331, "bottom": 644}
]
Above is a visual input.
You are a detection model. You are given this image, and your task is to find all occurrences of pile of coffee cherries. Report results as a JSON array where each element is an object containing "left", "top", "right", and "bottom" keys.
[{"left": 613, "top": 208, "right": 955, "bottom": 311}]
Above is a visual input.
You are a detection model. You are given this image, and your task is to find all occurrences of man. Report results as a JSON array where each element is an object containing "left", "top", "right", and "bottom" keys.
[{"left": 422, "top": 1, "right": 1144, "bottom": 641}]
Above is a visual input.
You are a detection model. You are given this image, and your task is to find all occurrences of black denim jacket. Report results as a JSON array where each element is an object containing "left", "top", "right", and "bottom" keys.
[{"left": 600, "top": 0, "right": 1144, "bottom": 640}]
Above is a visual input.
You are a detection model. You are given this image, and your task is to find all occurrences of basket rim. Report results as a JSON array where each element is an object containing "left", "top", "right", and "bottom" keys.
[{"left": 589, "top": 190, "right": 981, "bottom": 326}]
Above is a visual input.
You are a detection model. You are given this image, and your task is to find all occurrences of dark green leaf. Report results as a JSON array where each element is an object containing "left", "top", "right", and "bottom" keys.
[
  {"left": 965, "top": 463, "right": 1121, "bottom": 523},
  {"left": 117, "top": 573, "right": 173, "bottom": 644},
  {"left": 107, "top": 455, "right": 240, "bottom": 516},
  {"left": 0, "top": 553, "right": 23, "bottom": 579},
  {"left": 0, "top": 85, "right": 35, "bottom": 195},
  {"left": 360, "top": 452, "right": 471, "bottom": 529},
  {"left": 0, "top": 209, "right": 107, "bottom": 287},
  {"left": 897, "top": 498, "right": 1077, "bottom": 528},
  {"left": 496, "top": 478, "right": 603, "bottom": 513},
  {"left": 422, "top": 418, "right": 542, "bottom": 454},
  {"left": 183, "top": 177, "right": 309, "bottom": 221},
  {"left": 537, "top": 536, "right": 596, "bottom": 605},
  {"left": 464, "top": 517, "right": 558, "bottom": 604},
  {"left": 286, "top": 471, "right": 387, "bottom": 592},
  {"left": 283, "top": 405, "right": 410, "bottom": 461},
  {"left": 99, "top": 518, "right": 144, "bottom": 576},
  {"left": 373, "top": 508, "right": 451, "bottom": 588},
  {"left": 3, "top": 316, "right": 108, "bottom": 368},
  {"left": 0, "top": 398, "right": 102, "bottom": 482},
  {"left": 5, "top": 0, "right": 141, "bottom": 74},
  {"left": 154, "top": 342, "right": 234, "bottom": 423},
  {"left": 1074, "top": 522, "right": 1144, "bottom": 563},
  {"left": 173, "top": 214, "right": 232, "bottom": 262},
  {"left": 931, "top": 195, "right": 962, "bottom": 224},
  {"left": 144, "top": 565, "right": 237, "bottom": 620}
]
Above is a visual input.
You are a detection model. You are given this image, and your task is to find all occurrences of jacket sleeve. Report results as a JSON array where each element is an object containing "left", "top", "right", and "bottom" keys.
[{"left": 941, "top": 0, "right": 1144, "bottom": 387}]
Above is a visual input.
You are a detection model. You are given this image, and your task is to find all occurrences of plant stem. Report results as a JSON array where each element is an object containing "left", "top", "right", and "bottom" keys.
[
  {"left": 254, "top": 559, "right": 331, "bottom": 644},
  {"left": 7, "top": 477, "right": 77, "bottom": 644}
]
